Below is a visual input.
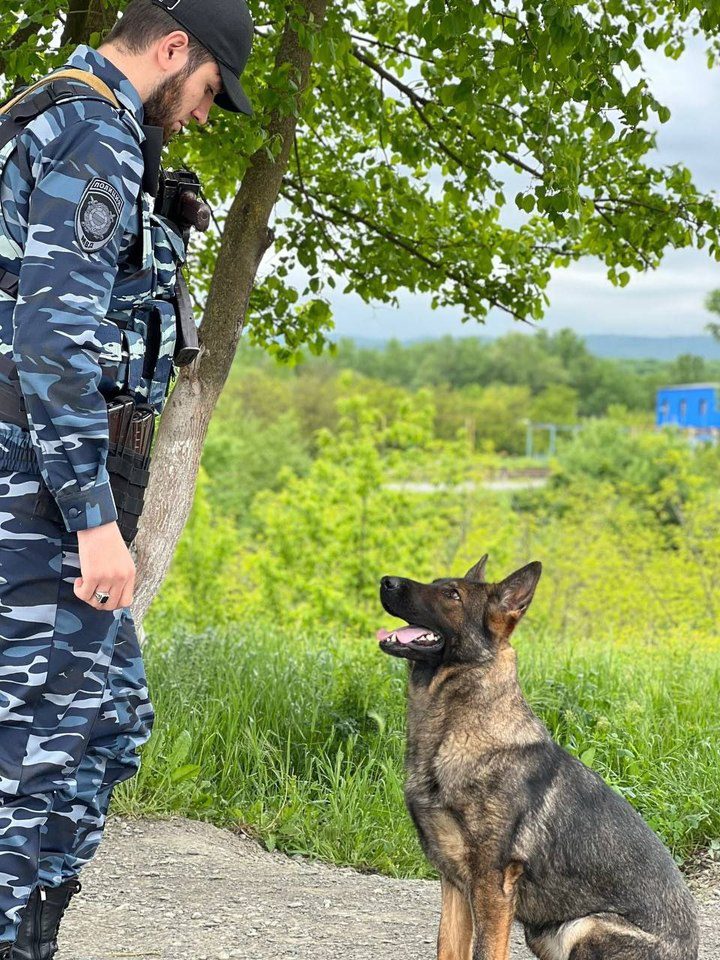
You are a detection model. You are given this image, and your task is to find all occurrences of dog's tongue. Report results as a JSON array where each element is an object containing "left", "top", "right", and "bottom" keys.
[{"left": 377, "top": 625, "right": 432, "bottom": 645}]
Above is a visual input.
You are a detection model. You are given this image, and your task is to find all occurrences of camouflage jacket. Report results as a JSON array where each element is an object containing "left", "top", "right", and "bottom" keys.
[{"left": 0, "top": 46, "right": 183, "bottom": 533}]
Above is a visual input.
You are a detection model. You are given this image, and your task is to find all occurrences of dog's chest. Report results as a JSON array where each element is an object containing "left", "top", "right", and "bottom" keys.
[
  {"left": 413, "top": 730, "right": 479, "bottom": 796},
  {"left": 404, "top": 732, "right": 505, "bottom": 888},
  {"left": 406, "top": 678, "right": 491, "bottom": 798}
]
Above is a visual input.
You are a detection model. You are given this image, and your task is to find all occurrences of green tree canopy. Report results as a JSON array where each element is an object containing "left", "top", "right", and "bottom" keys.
[
  {"left": 5, "top": 1, "right": 720, "bottom": 352},
  {"left": 3, "top": 0, "right": 720, "bottom": 612}
]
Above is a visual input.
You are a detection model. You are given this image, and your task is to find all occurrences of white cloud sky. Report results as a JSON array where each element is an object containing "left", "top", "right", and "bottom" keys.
[{"left": 328, "top": 33, "right": 720, "bottom": 341}]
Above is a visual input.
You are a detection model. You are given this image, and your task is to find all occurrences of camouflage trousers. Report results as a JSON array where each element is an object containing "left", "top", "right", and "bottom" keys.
[{"left": 0, "top": 424, "right": 154, "bottom": 945}]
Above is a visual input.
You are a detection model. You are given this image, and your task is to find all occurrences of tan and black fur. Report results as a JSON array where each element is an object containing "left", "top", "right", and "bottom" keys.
[{"left": 378, "top": 557, "right": 699, "bottom": 960}]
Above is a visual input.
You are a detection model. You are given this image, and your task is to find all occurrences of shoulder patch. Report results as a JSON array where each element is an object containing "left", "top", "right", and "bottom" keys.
[{"left": 75, "top": 178, "right": 123, "bottom": 253}]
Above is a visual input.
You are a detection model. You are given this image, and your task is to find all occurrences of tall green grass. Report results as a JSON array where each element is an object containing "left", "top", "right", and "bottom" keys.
[{"left": 114, "top": 625, "right": 720, "bottom": 875}]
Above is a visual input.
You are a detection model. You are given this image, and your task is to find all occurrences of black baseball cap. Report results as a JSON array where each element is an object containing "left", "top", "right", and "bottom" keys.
[{"left": 151, "top": 0, "right": 254, "bottom": 115}]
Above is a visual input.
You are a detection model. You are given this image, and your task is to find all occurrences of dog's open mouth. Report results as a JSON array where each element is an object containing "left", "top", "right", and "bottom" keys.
[{"left": 376, "top": 625, "right": 444, "bottom": 653}]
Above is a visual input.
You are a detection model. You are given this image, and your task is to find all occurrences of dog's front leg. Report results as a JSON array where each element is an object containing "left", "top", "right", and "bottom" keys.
[
  {"left": 470, "top": 863, "right": 524, "bottom": 960},
  {"left": 437, "top": 877, "right": 473, "bottom": 960}
]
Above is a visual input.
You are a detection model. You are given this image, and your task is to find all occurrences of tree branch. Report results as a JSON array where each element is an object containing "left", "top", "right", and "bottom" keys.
[
  {"left": 351, "top": 44, "right": 430, "bottom": 104},
  {"left": 349, "top": 32, "right": 438, "bottom": 64},
  {"left": 351, "top": 45, "right": 544, "bottom": 179},
  {"left": 594, "top": 196, "right": 702, "bottom": 229},
  {"left": 292, "top": 135, "right": 352, "bottom": 273},
  {"left": 282, "top": 176, "right": 528, "bottom": 322},
  {"left": 595, "top": 207, "right": 654, "bottom": 270}
]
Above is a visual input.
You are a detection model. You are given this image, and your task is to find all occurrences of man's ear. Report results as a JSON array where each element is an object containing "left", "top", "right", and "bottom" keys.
[
  {"left": 489, "top": 561, "right": 542, "bottom": 639},
  {"left": 464, "top": 554, "right": 489, "bottom": 583}
]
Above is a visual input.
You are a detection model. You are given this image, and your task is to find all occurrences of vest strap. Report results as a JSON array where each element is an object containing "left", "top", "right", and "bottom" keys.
[
  {"left": 0, "top": 70, "right": 129, "bottom": 300},
  {"left": 0, "top": 69, "right": 120, "bottom": 116}
]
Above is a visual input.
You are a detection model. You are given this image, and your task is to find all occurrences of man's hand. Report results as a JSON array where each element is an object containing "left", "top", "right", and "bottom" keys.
[{"left": 74, "top": 522, "right": 135, "bottom": 611}]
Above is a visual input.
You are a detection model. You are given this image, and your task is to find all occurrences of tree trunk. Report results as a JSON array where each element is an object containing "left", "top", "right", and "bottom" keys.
[
  {"left": 62, "top": 0, "right": 119, "bottom": 45},
  {"left": 132, "top": 0, "right": 330, "bottom": 622}
]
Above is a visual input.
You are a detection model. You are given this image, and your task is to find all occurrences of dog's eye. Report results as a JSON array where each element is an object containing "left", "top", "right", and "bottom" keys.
[{"left": 444, "top": 589, "right": 461, "bottom": 602}]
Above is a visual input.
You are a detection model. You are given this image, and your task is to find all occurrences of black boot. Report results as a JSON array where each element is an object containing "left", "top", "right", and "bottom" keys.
[{"left": 10, "top": 879, "right": 81, "bottom": 960}]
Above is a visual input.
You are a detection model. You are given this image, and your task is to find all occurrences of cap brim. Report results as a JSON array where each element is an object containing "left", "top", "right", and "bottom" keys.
[{"left": 216, "top": 62, "right": 253, "bottom": 116}]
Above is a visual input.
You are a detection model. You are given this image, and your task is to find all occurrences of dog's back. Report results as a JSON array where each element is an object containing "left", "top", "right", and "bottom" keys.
[{"left": 513, "top": 745, "right": 699, "bottom": 959}]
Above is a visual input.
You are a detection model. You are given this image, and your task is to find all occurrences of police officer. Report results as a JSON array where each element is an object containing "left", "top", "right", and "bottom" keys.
[{"left": 0, "top": 1, "right": 253, "bottom": 956}]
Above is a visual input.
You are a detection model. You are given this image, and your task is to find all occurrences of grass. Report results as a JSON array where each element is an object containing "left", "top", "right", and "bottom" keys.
[{"left": 113, "top": 623, "right": 720, "bottom": 876}]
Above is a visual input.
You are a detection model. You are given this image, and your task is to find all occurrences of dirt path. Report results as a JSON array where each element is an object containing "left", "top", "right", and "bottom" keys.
[{"left": 65, "top": 817, "right": 720, "bottom": 960}]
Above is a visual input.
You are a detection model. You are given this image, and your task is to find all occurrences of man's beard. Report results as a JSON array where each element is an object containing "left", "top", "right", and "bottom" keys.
[{"left": 143, "top": 71, "right": 187, "bottom": 144}]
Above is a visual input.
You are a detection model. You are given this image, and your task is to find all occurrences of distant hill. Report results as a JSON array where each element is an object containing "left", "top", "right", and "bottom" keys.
[
  {"left": 583, "top": 335, "right": 720, "bottom": 360},
  {"left": 337, "top": 333, "right": 720, "bottom": 360}
]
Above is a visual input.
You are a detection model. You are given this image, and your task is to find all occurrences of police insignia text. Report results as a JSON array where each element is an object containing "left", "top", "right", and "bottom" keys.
[{"left": 75, "top": 178, "right": 123, "bottom": 253}]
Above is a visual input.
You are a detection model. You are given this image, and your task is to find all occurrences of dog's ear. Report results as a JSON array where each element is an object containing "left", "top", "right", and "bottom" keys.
[
  {"left": 464, "top": 554, "right": 488, "bottom": 583},
  {"left": 488, "top": 562, "right": 542, "bottom": 640}
]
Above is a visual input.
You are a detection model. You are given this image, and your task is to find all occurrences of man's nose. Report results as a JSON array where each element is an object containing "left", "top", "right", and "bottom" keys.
[{"left": 191, "top": 104, "right": 211, "bottom": 125}]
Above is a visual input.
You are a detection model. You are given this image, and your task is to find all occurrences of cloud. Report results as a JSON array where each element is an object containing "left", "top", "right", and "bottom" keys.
[
  {"left": 330, "top": 247, "right": 718, "bottom": 340},
  {"left": 645, "top": 35, "right": 720, "bottom": 192}
]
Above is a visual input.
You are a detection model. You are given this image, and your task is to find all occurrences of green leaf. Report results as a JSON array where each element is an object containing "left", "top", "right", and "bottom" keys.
[{"left": 170, "top": 763, "right": 202, "bottom": 783}]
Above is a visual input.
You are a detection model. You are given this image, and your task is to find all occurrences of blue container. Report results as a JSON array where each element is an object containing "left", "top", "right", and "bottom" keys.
[{"left": 656, "top": 383, "right": 720, "bottom": 438}]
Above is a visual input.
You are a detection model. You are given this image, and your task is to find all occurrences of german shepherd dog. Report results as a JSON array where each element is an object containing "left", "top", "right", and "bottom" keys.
[{"left": 377, "top": 557, "right": 699, "bottom": 960}]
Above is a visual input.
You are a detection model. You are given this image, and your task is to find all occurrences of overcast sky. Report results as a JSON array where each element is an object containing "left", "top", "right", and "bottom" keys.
[{"left": 325, "top": 34, "right": 720, "bottom": 341}]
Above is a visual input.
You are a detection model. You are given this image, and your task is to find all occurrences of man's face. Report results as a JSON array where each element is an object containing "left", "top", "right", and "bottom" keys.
[{"left": 144, "top": 60, "right": 223, "bottom": 143}]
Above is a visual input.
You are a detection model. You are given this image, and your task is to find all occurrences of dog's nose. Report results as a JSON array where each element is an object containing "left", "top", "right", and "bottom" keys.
[{"left": 381, "top": 576, "right": 403, "bottom": 591}]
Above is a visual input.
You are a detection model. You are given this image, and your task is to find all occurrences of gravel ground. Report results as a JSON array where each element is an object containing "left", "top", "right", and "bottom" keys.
[{"left": 63, "top": 817, "right": 720, "bottom": 960}]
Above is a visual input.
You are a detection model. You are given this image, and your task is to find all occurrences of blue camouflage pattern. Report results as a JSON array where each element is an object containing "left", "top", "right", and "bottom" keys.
[
  {"left": 0, "top": 45, "right": 184, "bottom": 534},
  {"left": 0, "top": 424, "right": 153, "bottom": 944},
  {"left": 0, "top": 44, "right": 182, "bottom": 946}
]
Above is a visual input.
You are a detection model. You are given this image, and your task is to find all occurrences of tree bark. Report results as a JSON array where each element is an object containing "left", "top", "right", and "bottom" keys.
[
  {"left": 132, "top": 0, "right": 330, "bottom": 622},
  {"left": 62, "top": 0, "right": 119, "bottom": 45}
]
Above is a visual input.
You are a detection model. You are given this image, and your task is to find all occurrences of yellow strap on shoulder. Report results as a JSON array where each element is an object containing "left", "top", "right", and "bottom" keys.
[{"left": 0, "top": 68, "right": 120, "bottom": 116}]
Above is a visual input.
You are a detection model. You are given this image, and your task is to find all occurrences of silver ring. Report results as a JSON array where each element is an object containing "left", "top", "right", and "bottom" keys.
[{"left": 94, "top": 590, "right": 110, "bottom": 605}]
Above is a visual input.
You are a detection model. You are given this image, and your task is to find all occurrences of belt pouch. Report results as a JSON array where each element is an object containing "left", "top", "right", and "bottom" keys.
[
  {"left": 107, "top": 399, "right": 155, "bottom": 545},
  {"left": 33, "top": 398, "right": 155, "bottom": 546}
]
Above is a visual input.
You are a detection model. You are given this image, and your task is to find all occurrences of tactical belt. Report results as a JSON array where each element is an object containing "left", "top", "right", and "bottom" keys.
[{"left": 0, "top": 381, "right": 154, "bottom": 546}]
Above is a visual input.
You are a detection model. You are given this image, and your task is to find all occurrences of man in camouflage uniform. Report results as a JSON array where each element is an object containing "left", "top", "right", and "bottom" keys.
[{"left": 0, "top": 1, "right": 253, "bottom": 956}]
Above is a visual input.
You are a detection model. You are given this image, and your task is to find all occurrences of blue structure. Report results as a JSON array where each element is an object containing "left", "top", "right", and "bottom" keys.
[{"left": 656, "top": 383, "right": 720, "bottom": 439}]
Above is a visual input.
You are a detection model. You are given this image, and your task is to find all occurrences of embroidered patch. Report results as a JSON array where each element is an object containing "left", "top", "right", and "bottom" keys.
[{"left": 75, "top": 178, "right": 123, "bottom": 253}]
